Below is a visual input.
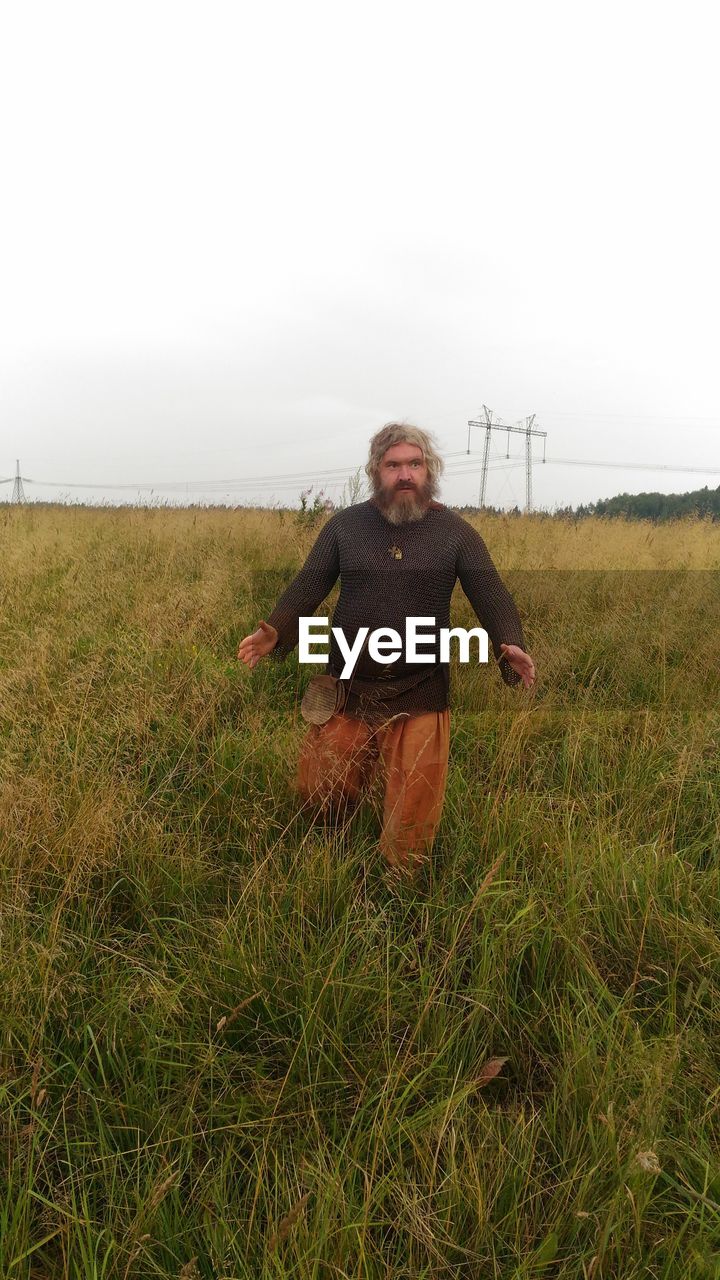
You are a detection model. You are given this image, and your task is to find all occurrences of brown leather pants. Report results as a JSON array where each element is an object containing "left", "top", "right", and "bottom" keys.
[{"left": 295, "top": 709, "right": 450, "bottom": 870}]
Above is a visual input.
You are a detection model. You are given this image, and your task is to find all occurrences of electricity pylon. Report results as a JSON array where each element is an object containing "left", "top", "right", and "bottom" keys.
[
  {"left": 11, "top": 460, "right": 26, "bottom": 504},
  {"left": 467, "top": 408, "right": 547, "bottom": 512}
]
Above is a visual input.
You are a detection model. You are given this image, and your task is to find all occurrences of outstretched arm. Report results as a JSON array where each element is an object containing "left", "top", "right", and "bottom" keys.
[
  {"left": 456, "top": 522, "right": 535, "bottom": 689},
  {"left": 237, "top": 514, "right": 340, "bottom": 667}
]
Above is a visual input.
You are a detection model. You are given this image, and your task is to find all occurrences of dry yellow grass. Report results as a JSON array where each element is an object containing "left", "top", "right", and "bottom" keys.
[{"left": 4, "top": 501, "right": 720, "bottom": 574}]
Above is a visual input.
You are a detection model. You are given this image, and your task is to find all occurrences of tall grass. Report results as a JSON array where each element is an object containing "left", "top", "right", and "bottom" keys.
[{"left": 0, "top": 503, "right": 718, "bottom": 1278}]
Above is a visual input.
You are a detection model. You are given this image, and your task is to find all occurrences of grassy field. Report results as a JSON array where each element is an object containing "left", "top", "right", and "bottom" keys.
[{"left": 1, "top": 503, "right": 719, "bottom": 1279}]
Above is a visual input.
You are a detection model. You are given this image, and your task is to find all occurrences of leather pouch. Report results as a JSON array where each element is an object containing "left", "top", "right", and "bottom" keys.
[{"left": 300, "top": 674, "right": 348, "bottom": 724}]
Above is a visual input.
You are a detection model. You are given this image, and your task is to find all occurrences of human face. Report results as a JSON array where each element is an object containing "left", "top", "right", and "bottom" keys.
[
  {"left": 378, "top": 443, "right": 428, "bottom": 493},
  {"left": 379, "top": 443, "right": 431, "bottom": 515}
]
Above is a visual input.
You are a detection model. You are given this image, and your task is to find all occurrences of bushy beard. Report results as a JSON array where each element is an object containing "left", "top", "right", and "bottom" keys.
[{"left": 372, "top": 477, "right": 435, "bottom": 525}]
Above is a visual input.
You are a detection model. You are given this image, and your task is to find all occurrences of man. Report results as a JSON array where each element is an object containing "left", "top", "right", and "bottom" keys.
[{"left": 237, "top": 422, "right": 535, "bottom": 879}]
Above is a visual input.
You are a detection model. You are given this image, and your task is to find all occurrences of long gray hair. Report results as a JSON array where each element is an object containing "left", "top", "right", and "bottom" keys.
[{"left": 365, "top": 422, "right": 444, "bottom": 497}]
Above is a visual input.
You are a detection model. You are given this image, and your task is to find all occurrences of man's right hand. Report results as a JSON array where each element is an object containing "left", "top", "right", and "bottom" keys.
[{"left": 236, "top": 620, "right": 279, "bottom": 669}]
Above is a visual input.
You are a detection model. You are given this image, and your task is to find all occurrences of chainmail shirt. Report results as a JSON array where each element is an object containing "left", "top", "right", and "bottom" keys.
[{"left": 266, "top": 497, "right": 527, "bottom": 724}]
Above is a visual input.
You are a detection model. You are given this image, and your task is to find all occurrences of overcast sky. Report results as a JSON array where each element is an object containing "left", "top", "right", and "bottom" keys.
[{"left": 1, "top": 0, "right": 718, "bottom": 511}]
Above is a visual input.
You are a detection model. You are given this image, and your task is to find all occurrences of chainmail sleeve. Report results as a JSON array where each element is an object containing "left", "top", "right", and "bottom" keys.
[
  {"left": 265, "top": 515, "right": 340, "bottom": 661},
  {"left": 455, "top": 521, "right": 526, "bottom": 688}
]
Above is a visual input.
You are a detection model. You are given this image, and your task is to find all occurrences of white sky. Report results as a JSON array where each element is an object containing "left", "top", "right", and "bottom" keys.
[{"left": 1, "top": 0, "right": 719, "bottom": 511}]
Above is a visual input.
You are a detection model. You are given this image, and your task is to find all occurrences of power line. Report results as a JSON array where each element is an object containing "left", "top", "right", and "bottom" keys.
[
  {"left": 545, "top": 456, "right": 720, "bottom": 475},
  {"left": 4, "top": 462, "right": 519, "bottom": 503},
  {"left": 4, "top": 449, "right": 720, "bottom": 504},
  {"left": 16, "top": 451, "right": 473, "bottom": 493}
]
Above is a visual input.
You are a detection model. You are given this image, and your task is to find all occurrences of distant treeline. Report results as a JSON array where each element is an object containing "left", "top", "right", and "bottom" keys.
[{"left": 456, "top": 483, "right": 720, "bottom": 522}]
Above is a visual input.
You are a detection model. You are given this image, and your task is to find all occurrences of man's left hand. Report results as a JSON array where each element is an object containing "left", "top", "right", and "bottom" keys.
[{"left": 499, "top": 643, "right": 536, "bottom": 689}]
